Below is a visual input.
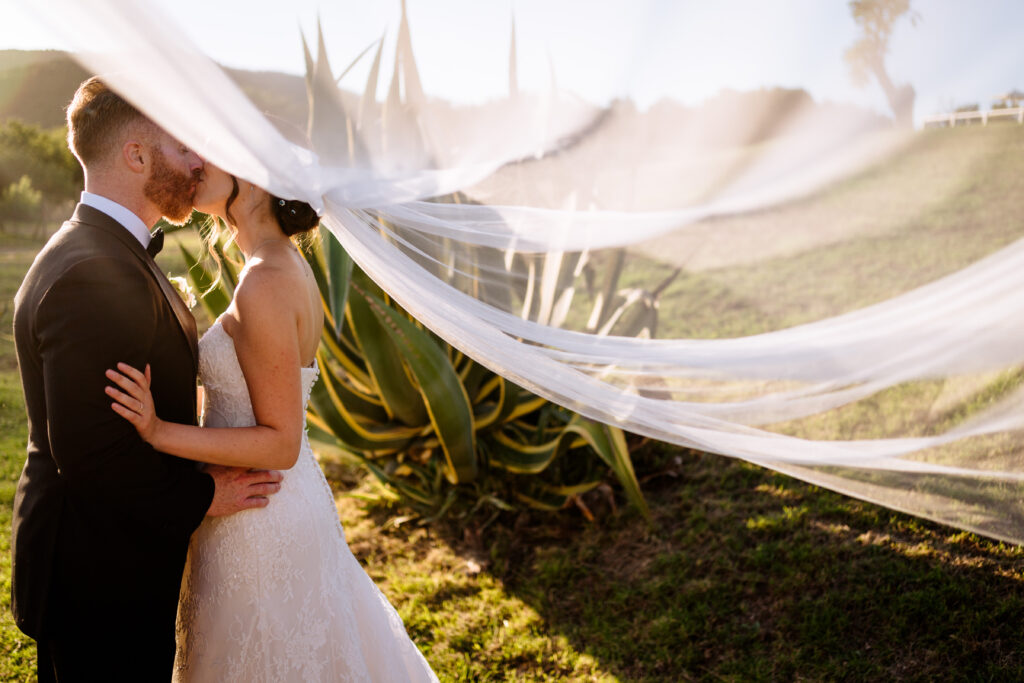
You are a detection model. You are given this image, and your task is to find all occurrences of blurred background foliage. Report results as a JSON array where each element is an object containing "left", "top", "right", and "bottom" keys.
[{"left": 0, "top": 119, "right": 81, "bottom": 234}]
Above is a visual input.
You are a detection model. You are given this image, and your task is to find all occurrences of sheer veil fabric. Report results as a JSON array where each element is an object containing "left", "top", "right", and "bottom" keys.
[{"left": 23, "top": 0, "right": 1024, "bottom": 543}]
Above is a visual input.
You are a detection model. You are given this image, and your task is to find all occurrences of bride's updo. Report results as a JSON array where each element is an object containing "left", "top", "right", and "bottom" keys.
[
  {"left": 220, "top": 176, "right": 320, "bottom": 236},
  {"left": 203, "top": 179, "right": 321, "bottom": 286},
  {"left": 271, "top": 196, "right": 320, "bottom": 236}
]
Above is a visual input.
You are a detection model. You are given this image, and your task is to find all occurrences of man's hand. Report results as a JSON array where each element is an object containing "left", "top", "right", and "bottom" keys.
[{"left": 205, "top": 465, "right": 283, "bottom": 517}]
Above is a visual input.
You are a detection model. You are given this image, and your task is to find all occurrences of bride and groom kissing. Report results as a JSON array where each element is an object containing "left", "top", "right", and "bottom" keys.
[{"left": 11, "top": 77, "right": 437, "bottom": 681}]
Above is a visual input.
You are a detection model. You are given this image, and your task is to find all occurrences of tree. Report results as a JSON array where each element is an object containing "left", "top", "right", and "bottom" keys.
[
  {"left": 0, "top": 175, "right": 43, "bottom": 228},
  {"left": 0, "top": 120, "right": 81, "bottom": 203},
  {"left": 845, "top": 0, "right": 919, "bottom": 128}
]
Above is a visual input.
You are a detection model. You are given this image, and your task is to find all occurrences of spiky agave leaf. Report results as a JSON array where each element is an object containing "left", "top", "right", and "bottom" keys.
[
  {"left": 304, "top": 18, "right": 364, "bottom": 166},
  {"left": 352, "top": 280, "right": 478, "bottom": 484},
  {"left": 358, "top": 35, "right": 385, "bottom": 134},
  {"left": 346, "top": 270, "right": 429, "bottom": 426}
]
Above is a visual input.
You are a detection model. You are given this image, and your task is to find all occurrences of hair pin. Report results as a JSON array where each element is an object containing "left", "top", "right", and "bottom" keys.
[{"left": 278, "top": 199, "right": 286, "bottom": 206}]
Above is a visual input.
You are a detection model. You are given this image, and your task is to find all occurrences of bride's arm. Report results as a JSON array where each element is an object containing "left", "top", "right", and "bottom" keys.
[{"left": 106, "top": 267, "right": 306, "bottom": 470}]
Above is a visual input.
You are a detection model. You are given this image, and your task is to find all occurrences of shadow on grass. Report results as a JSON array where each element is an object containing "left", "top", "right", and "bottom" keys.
[{"left": 336, "top": 444, "right": 1024, "bottom": 682}]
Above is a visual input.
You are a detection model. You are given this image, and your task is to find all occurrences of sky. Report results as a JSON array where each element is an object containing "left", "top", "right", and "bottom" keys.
[{"left": 1, "top": 0, "right": 1021, "bottom": 122}]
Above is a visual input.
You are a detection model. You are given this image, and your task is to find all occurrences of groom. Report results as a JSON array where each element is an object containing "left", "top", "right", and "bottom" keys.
[{"left": 11, "top": 77, "right": 284, "bottom": 680}]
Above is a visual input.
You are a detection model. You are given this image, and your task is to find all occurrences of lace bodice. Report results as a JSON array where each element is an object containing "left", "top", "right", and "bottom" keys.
[
  {"left": 173, "top": 316, "right": 437, "bottom": 682},
  {"left": 198, "top": 316, "right": 320, "bottom": 429}
]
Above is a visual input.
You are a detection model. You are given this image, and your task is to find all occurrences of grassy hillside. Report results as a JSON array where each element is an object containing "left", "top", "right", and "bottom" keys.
[
  {"left": 0, "top": 50, "right": 309, "bottom": 132},
  {"left": 0, "top": 51, "right": 89, "bottom": 128},
  {"left": 636, "top": 124, "right": 1024, "bottom": 338}
]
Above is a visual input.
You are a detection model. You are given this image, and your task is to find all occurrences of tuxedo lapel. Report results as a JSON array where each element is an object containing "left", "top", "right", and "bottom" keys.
[
  {"left": 142, "top": 251, "right": 200, "bottom": 371},
  {"left": 69, "top": 204, "right": 199, "bottom": 371}
]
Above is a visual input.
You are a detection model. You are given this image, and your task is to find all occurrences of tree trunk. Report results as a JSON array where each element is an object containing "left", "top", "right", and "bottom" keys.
[{"left": 871, "top": 60, "right": 915, "bottom": 128}]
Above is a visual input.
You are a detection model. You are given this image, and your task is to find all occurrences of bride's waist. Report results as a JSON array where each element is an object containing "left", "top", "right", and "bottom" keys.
[
  {"left": 201, "top": 448, "right": 319, "bottom": 497},
  {"left": 198, "top": 457, "right": 324, "bottom": 532}
]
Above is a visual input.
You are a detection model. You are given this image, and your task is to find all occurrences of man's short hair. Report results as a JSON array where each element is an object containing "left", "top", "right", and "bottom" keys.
[{"left": 65, "top": 77, "right": 151, "bottom": 168}]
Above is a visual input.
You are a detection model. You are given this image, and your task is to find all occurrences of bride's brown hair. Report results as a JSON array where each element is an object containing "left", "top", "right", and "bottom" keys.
[
  {"left": 199, "top": 175, "right": 321, "bottom": 296},
  {"left": 220, "top": 175, "right": 319, "bottom": 237}
]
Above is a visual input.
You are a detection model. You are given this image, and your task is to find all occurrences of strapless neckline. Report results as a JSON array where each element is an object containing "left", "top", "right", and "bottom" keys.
[
  {"left": 197, "top": 316, "right": 319, "bottom": 429},
  {"left": 206, "top": 314, "right": 319, "bottom": 376}
]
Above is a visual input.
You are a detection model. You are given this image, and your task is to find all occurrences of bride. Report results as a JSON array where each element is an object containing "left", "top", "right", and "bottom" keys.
[{"left": 104, "top": 162, "right": 438, "bottom": 682}]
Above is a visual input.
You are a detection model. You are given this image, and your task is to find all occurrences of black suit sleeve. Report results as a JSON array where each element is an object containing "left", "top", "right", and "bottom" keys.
[{"left": 35, "top": 255, "right": 213, "bottom": 540}]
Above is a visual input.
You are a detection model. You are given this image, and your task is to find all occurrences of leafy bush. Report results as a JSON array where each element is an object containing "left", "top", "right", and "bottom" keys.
[
  {"left": 0, "top": 120, "right": 81, "bottom": 203},
  {"left": 0, "top": 175, "right": 42, "bottom": 225}
]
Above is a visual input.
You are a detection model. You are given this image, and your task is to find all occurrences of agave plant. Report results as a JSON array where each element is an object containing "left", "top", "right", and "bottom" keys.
[
  {"left": 175, "top": 3, "right": 680, "bottom": 523},
  {"left": 301, "top": 3, "right": 681, "bottom": 341},
  {"left": 181, "top": 225, "right": 648, "bottom": 522}
]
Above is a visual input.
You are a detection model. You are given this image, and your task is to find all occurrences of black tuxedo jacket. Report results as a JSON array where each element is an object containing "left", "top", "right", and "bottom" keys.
[{"left": 11, "top": 204, "right": 214, "bottom": 649}]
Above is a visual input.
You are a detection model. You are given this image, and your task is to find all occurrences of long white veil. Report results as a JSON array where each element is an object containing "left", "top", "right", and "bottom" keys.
[{"left": 21, "top": 0, "right": 1024, "bottom": 543}]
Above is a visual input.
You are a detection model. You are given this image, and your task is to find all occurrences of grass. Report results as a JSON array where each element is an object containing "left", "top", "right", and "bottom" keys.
[
  {"left": 625, "top": 125, "right": 1024, "bottom": 339},
  {"left": 0, "top": 234, "right": 39, "bottom": 680},
  {"left": 1, "top": 126, "right": 1024, "bottom": 680},
  {"left": 327, "top": 442, "right": 1024, "bottom": 681}
]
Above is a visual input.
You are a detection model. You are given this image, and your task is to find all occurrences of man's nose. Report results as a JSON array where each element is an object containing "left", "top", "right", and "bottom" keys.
[{"left": 188, "top": 151, "right": 204, "bottom": 173}]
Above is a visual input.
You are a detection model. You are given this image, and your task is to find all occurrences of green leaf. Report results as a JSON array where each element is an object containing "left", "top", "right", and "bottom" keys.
[
  {"left": 180, "top": 242, "right": 230, "bottom": 319},
  {"left": 490, "top": 413, "right": 649, "bottom": 518},
  {"left": 355, "top": 283, "right": 478, "bottom": 484},
  {"left": 539, "top": 480, "right": 604, "bottom": 497},
  {"left": 304, "top": 228, "right": 333, "bottom": 308},
  {"left": 491, "top": 424, "right": 582, "bottom": 474},
  {"left": 308, "top": 354, "right": 419, "bottom": 451},
  {"left": 320, "top": 330, "right": 373, "bottom": 390},
  {"left": 491, "top": 436, "right": 562, "bottom": 474},
  {"left": 359, "top": 34, "right": 385, "bottom": 130},
  {"left": 564, "top": 418, "right": 650, "bottom": 520},
  {"left": 463, "top": 361, "right": 494, "bottom": 402},
  {"left": 473, "top": 378, "right": 521, "bottom": 432},
  {"left": 514, "top": 487, "right": 569, "bottom": 511},
  {"left": 348, "top": 270, "right": 429, "bottom": 426},
  {"left": 364, "top": 457, "right": 441, "bottom": 508},
  {"left": 321, "top": 367, "right": 389, "bottom": 423},
  {"left": 321, "top": 228, "right": 354, "bottom": 338}
]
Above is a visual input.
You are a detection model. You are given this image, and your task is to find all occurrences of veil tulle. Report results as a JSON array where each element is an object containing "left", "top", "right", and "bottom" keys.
[{"left": 22, "top": 0, "right": 1024, "bottom": 543}]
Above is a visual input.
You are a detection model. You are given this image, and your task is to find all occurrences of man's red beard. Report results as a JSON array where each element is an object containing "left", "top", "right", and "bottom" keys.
[{"left": 143, "top": 146, "right": 198, "bottom": 225}]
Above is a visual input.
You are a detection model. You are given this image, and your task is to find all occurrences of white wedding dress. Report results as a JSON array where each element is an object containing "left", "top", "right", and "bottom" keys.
[{"left": 173, "top": 316, "right": 438, "bottom": 682}]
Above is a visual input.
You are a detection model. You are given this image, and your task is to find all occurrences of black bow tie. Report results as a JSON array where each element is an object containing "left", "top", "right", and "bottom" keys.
[{"left": 147, "top": 228, "right": 164, "bottom": 257}]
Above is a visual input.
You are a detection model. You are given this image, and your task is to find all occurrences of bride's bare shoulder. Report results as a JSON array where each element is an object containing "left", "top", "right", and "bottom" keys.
[
  {"left": 242, "top": 247, "right": 307, "bottom": 282},
  {"left": 232, "top": 250, "right": 310, "bottom": 320}
]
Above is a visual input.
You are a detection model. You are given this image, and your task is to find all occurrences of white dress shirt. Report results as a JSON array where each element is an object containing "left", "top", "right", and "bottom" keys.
[{"left": 80, "top": 191, "right": 152, "bottom": 250}]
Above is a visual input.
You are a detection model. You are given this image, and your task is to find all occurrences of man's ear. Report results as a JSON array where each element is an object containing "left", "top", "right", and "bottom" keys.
[{"left": 122, "top": 140, "right": 146, "bottom": 174}]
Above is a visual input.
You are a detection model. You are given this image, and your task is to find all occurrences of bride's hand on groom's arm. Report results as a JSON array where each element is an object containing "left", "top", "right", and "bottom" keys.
[{"left": 105, "top": 362, "right": 162, "bottom": 445}]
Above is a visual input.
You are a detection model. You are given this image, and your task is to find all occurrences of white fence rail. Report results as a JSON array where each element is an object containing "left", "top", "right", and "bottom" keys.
[{"left": 923, "top": 106, "right": 1024, "bottom": 127}]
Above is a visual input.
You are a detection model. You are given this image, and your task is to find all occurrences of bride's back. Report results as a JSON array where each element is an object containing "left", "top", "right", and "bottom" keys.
[{"left": 222, "top": 240, "right": 323, "bottom": 369}]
